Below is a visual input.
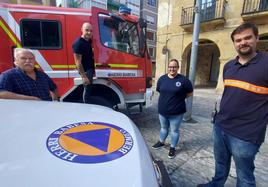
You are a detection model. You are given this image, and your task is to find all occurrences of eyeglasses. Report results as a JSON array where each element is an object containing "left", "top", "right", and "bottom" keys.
[{"left": 168, "top": 66, "right": 178, "bottom": 69}]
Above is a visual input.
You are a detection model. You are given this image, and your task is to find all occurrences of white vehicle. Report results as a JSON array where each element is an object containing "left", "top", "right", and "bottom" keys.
[{"left": 0, "top": 99, "right": 171, "bottom": 187}]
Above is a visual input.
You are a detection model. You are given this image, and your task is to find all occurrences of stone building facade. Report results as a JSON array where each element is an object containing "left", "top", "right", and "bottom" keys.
[
  {"left": 156, "top": 0, "right": 268, "bottom": 92},
  {"left": 140, "top": 0, "right": 158, "bottom": 77}
]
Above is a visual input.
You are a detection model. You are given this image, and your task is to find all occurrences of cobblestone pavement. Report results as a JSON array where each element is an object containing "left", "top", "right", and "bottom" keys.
[{"left": 124, "top": 88, "right": 268, "bottom": 187}]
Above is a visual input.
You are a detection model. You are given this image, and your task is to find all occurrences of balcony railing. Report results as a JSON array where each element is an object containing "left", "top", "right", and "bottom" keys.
[
  {"left": 181, "top": 0, "right": 227, "bottom": 26},
  {"left": 242, "top": 0, "right": 268, "bottom": 14}
]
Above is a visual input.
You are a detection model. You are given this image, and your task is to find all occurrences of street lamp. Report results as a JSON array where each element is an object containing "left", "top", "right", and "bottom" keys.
[{"left": 184, "top": 0, "right": 201, "bottom": 122}]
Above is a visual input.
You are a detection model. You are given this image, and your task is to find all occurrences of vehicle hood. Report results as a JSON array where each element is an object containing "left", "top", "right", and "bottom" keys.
[{"left": 0, "top": 99, "right": 158, "bottom": 187}]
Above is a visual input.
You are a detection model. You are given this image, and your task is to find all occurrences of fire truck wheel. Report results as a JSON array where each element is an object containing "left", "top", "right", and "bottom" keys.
[{"left": 85, "top": 96, "right": 113, "bottom": 109}]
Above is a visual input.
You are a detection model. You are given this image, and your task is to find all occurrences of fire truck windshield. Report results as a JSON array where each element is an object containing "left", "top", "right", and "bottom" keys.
[{"left": 98, "top": 14, "right": 140, "bottom": 56}]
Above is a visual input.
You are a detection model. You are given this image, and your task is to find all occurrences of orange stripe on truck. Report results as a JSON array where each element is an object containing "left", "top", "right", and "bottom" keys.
[{"left": 224, "top": 79, "right": 268, "bottom": 95}]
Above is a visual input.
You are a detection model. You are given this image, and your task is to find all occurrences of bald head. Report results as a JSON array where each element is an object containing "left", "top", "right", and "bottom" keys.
[
  {"left": 82, "top": 22, "right": 91, "bottom": 29},
  {"left": 81, "top": 22, "right": 92, "bottom": 41}
]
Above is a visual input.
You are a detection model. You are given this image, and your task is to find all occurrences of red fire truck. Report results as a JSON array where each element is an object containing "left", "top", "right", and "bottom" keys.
[{"left": 0, "top": 3, "right": 153, "bottom": 112}]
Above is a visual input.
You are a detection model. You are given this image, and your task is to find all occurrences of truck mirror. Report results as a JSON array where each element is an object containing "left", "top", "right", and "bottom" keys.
[
  {"left": 138, "top": 18, "right": 147, "bottom": 29},
  {"left": 139, "top": 29, "right": 146, "bottom": 57},
  {"left": 138, "top": 18, "right": 147, "bottom": 57}
]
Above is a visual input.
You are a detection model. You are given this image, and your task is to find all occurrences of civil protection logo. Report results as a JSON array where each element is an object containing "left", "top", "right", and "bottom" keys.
[
  {"left": 175, "top": 81, "right": 182, "bottom": 87},
  {"left": 46, "top": 122, "right": 133, "bottom": 164}
]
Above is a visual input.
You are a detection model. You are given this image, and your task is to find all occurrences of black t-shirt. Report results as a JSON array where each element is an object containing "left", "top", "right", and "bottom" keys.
[
  {"left": 157, "top": 74, "right": 193, "bottom": 116},
  {"left": 72, "top": 37, "right": 94, "bottom": 71}
]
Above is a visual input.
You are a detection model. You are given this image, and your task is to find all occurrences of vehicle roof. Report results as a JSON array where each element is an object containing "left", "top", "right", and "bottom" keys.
[{"left": 0, "top": 99, "right": 158, "bottom": 187}]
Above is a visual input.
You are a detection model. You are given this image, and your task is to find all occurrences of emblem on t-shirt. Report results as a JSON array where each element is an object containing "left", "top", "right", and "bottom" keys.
[{"left": 176, "top": 81, "right": 182, "bottom": 87}]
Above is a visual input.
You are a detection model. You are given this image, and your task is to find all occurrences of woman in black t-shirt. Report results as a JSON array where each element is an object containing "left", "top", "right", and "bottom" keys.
[{"left": 152, "top": 59, "right": 193, "bottom": 159}]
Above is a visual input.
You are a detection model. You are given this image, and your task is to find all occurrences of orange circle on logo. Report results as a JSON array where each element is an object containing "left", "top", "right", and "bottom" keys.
[{"left": 59, "top": 123, "right": 125, "bottom": 156}]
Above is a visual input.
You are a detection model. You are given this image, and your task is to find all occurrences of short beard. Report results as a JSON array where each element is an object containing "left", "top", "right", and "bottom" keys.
[{"left": 237, "top": 46, "right": 254, "bottom": 56}]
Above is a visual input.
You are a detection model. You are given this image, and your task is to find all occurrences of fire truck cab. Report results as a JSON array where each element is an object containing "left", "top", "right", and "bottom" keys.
[{"left": 0, "top": 3, "right": 153, "bottom": 112}]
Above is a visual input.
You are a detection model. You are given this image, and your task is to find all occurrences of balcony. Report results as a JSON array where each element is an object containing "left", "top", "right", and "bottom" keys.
[
  {"left": 180, "top": 0, "right": 227, "bottom": 30},
  {"left": 242, "top": 0, "right": 268, "bottom": 21}
]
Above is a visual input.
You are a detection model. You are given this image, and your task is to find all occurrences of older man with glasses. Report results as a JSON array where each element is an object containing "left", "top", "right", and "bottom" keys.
[{"left": 0, "top": 48, "right": 59, "bottom": 101}]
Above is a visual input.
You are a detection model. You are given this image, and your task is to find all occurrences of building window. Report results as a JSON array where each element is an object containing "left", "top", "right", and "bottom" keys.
[
  {"left": 91, "top": 1, "right": 107, "bottom": 9},
  {"left": 146, "top": 31, "right": 155, "bottom": 41},
  {"left": 21, "top": 19, "right": 61, "bottom": 49},
  {"left": 259, "top": 0, "right": 268, "bottom": 10},
  {"left": 146, "top": 15, "right": 155, "bottom": 25},
  {"left": 197, "top": 0, "right": 216, "bottom": 21},
  {"left": 147, "top": 0, "right": 157, "bottom": 7},
  {"left": 127, "top": 0, "right": 140, "bottom": 6},
  {"left": 148, "top": 47, "right": 155, "bottom": 58}
]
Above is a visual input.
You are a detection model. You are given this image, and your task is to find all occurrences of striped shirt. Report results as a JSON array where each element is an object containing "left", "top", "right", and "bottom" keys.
[{"left": 0, "top": 68, "right": 57, "bottom": 101}]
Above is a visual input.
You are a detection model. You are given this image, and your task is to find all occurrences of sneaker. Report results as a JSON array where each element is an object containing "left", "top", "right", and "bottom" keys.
[
  {"left": 168, "top": 147, "right": 176, "bottom": 159},
  {"left": 152, "top": 141, "right": 165, "bottom": 149},
  {"left": 196, "top": 181, "right": 214, "bottom": 187}
]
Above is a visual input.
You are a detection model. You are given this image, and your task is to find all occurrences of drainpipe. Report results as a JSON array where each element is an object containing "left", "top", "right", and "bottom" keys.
[
  {"left": 164, "top": 0, "right": 171, "bottom": 73},
  {"left": 184, "top": 0, "right": 201, "bottom": 122}
]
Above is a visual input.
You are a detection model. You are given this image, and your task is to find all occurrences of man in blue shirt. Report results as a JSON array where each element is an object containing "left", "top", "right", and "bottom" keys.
[
  {"left": 0, "top": 48, "right": 58, "bottom": 101},
  {"left": 198, "top": 23, "right": 268, "bottom": 187}
]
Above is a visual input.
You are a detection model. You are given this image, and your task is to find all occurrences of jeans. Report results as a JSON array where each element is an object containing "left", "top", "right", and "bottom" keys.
[
  {"left": 83, "top": 69, "right": 94, "bottom": 103},
  {"left": 159, "top": 114, "right": 184, "bottom": 148},
  {"left": 207, "top": 124, "right": 260, "bottom": 187}
]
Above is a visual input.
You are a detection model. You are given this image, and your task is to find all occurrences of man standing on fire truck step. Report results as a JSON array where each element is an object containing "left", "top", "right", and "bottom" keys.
[{"left": 72, "top": 22, "right": 95, "bottom": 103}]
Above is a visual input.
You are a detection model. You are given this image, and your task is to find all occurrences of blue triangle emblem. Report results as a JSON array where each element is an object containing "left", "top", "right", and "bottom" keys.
[{"left": 65, "top": 128, "right": 111, "bottom": 152}]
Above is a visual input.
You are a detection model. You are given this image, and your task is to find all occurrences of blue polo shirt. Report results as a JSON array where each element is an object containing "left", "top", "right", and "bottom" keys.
[
  {"left": 216, "top": 52, "right": 268, "bottom": 144},
  {"left": 0, "top": 68, "right": 57, "bottom": 101},
  {"left": 157, "top": 74, "right": 193, "bottom": 116}
]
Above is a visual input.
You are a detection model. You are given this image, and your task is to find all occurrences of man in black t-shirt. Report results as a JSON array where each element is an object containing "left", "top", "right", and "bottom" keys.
[{"left": 72, "top": 22, "right": 95, "bottom": 103}]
